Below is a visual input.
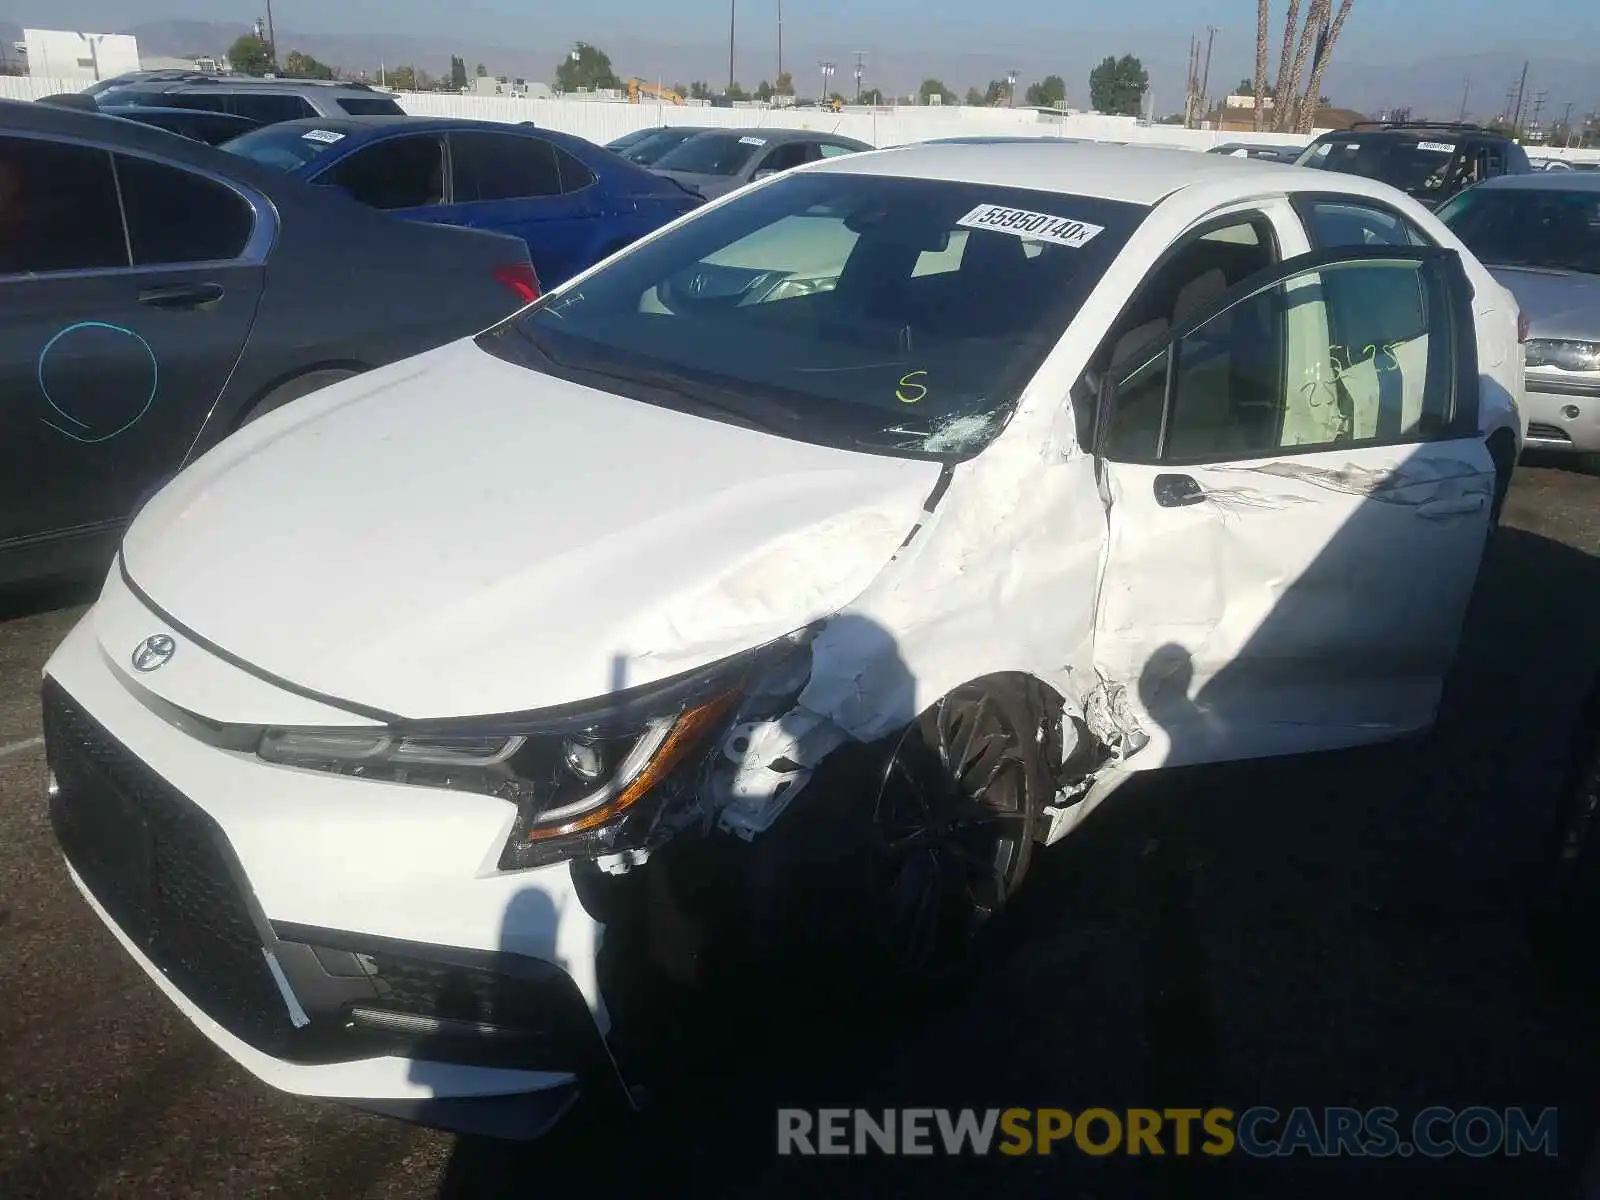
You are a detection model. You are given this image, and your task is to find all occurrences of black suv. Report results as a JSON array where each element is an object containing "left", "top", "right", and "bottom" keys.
[{"left": 1293, "top": 121, "right": 1531, "bottom": 207}]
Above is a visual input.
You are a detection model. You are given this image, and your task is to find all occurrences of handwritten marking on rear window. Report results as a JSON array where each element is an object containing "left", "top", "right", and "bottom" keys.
[
  {"left": 956, "top": 204, "right": 1105, "bottom": 248},
  {"left": 896, "top": 370, "right": 929, "bottom": 404}
]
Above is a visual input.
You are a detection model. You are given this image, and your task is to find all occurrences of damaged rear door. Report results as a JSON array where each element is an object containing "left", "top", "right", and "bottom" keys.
[{"left": 1091, "top": 245, "right": 1495, "bottom": 767}]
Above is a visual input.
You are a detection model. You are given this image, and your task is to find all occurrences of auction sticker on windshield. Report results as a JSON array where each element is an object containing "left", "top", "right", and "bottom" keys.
[
  {"left": 302, "top": 129, "right": 345, "bottom": 144},
  {"left": 956, "top": 204, "right": 1105, "bottom": 248},
  {"left": 1416, "top": 141, "right": 1456, "bottom": 153},
  {"left": 739, "top": 136, "right": 768, "bottom": 146}
]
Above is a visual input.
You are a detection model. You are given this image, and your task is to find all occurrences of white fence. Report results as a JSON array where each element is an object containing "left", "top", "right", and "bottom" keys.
[{"left": 6, "top": 72, "right": 1600, "bottom": 163}]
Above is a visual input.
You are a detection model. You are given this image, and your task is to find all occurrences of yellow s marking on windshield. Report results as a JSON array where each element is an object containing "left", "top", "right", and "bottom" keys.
[{"left": 896, "top": 370, "right": 930, "bottom": 404}]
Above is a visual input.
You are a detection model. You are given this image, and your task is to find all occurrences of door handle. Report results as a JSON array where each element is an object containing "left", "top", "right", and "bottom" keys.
[
  {"left": 138, "top": 282, "right": 225, "bottom": 310},
  {"left": 1153, "top": 473, "right": 1206, "bottom": 508}
]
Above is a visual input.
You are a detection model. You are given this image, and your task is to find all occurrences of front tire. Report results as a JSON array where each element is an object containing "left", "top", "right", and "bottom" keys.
[{"left": 744, "top": 678, "right": 1048, "bottom": 1002}]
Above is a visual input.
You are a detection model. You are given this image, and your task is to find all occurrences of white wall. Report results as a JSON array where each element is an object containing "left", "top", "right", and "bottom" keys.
[
  {"left": 20, "top": 31, "right": 140, "bottom": 83},
  {"left": 4, "top": 73, "right": 1599, "bottom": 165}
]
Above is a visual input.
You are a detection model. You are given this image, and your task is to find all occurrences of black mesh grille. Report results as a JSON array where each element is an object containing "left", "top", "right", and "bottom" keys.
[
  {"left": 1527, "top": 422, "right": 1572, "bottom": 442},
  {"left": 43, "top": 679, "right": 297, "bottom": 1054}
]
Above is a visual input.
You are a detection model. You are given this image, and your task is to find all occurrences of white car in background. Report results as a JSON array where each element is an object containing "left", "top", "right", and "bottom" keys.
[{"left": 43, "top": 142, "right": 1522, "bottom": 1139}]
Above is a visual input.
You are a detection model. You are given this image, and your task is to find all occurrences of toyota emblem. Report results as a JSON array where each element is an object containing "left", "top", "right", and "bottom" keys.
[{"left": 131, "top": 634, "right": 176, "bottom": 673}]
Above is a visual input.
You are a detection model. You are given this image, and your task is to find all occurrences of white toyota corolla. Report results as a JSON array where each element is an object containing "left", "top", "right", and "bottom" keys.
[{"left": 43, "top": 142, "right": 1523, "bottom": 1138}]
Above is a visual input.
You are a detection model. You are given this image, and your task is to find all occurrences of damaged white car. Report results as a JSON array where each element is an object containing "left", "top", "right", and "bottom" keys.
[{"left": 43, "top": 142, "right": 1522, "bottom": 1138}]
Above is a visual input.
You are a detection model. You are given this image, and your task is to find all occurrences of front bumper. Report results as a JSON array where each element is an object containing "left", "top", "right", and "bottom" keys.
[
  {"left": 42, "top": 606, "right": 625, "bottom": 1139},
  {"left": 1522, "top": 375, "right": 1600, "bottom": 455}
]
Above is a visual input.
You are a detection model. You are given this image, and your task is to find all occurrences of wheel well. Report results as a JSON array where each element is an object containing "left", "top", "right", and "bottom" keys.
[
  {"left": 1487, "top": 427, "right": 1516, "bottom": 521},
  {"left": 233, "top": 361, "right": 367, "bottom": 431}
]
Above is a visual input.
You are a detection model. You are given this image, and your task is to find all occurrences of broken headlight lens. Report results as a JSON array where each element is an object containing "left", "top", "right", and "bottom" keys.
[
  {"left": 1525, "top": 339, "right": 1600, "bottom": 372},
  {"left": 255, "top": 637, "right": 810, "bottom": 870}
]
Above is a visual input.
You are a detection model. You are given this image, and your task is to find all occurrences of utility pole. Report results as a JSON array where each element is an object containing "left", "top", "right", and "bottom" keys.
[
  {"left": 852, "top": 49, "right": 865, "bottom": 103},
  {"left": 776, "top": 0, "right": 782, "bottom": 90},
  {"left": 1510, "top": 60, "right": 1529, "bottom": 132},
  {"left": 727, "top": 0, "right": 736, "bottom": 92},
  {"left": 264, "top": 0, "right": 277, "bottom": 71},
  {"left": 1458, "top": 77, "right": 1470, "bottom": 122},
  {"left": 818, "top": 59, "right": 834, "bottom": 104},
  {"left": 1183, "top": 34, "right": 1197, "bottom": 128},
  {"left": 1561, "top": 102, "right": 1575, "bottom": 147},
  {"left": 1007, "top": 68, "right": 1018, "bottom": 108},
  {"left": 1531, "top": 89, "right": 1547, "bottom": 139},
  {"left": 1199, "top": 24, "right": 1217, "bottom": 119}
]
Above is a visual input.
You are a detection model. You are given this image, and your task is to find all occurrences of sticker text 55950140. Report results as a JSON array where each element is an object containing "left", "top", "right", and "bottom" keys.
[{"left": 956, "top": 204, "right": 1105, "bottom": 249}]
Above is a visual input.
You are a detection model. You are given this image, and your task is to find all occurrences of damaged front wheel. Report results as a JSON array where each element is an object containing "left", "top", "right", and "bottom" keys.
[{"left": 741, "top": 678, "right": 1047, "bottom": 1003}]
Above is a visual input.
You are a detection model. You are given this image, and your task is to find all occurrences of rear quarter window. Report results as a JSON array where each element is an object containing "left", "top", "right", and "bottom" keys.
[{"left": 338, "top": 97, "right": 406, "bottom": 116}]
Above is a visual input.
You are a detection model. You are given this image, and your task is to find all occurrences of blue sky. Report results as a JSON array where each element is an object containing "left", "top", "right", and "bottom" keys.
[{"left": 12, "top": 0, "right": 1598, "bottom": 62}]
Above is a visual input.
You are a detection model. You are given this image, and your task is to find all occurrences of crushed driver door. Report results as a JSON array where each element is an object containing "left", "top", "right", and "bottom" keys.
[{"left": 1091, "top": 246, "right": 1495, "bottom": 768}]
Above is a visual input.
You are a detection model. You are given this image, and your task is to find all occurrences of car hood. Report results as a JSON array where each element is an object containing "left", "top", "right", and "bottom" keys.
[
  {"left": 652, "top": 169, "right": 741, "bottom": 199},
  {"left": 1486, "top": 265, "right": 1600, "bottom": 342},
  {"left": 121, "top": 339, "right": 941, "bottom": 720}
]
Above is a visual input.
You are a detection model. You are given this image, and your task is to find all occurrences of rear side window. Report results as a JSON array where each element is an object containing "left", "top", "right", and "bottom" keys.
[
  {"left": 337, "top": 97, "right": 405, "bottom": 116},
  {"left": 0, "top": 136, "right": 128, "bottom": 275},
  {"left": 1301, "top": 200, "right": 1432, "bottom": 249},
  {"left": 164, "top": 92, "right": 231, "bottom": 114},
  {"left": 320, "top": 136, "right": 446, "bottom": 209},
  {"left": 555, "top": 145, "right": 597, "bottom": 193},
  {"left": 226, "top": 93, "right": 318, "bottom": 123},
  {"left": 818, "top": 143, "right": 858, "bottom": 158},
  {"left": 116, "top": 155, "right": 254, "bottom": 264},
  {"left": 451, "top": 131, "right": 562, "bottom": 201}
]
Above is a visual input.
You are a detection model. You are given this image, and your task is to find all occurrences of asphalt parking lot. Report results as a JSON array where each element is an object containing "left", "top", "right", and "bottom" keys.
[{"left": 5, "top": 462, "right": 1600, "bottom": 1199}]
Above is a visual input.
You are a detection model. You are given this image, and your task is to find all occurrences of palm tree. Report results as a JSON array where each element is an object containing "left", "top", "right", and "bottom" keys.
[
  {"left": 1272, "top": 0, "right": 1302, "bottom": 131},
  {"left": 1299, "top": 0, "right": 1353, "bottom": 133},
  {"left": 1281, "top": 0, "right": 1329, "bottom": 132},
  {"left": 1254, "top": 0, "right": 1271, "bottom": 131}
]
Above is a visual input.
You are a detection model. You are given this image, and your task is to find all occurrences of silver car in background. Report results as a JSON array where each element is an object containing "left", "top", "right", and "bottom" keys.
[{"left": 1438, "top": 174, "right": 1600, "bottom": 466}]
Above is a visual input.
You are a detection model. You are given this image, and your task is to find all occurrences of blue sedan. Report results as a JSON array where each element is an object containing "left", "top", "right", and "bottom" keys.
[{"left": 222, "top": 116, "right": 704, "bottom": 288}]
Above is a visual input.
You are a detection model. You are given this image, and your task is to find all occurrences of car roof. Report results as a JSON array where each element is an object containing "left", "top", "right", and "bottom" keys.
[
  {"left": 810, "top": 140, "right": 1312, "bottom": 206},
  {"left": 1474, "top": 171, "right": 1600, "bottom": 192},
  {"left": 1314, "top": 124, "right": 1512, "bottom": 143},
  {"left": 683, "top": 126, "right": 854, "bottom": 143},
  {"left": 112, "top": 74, "right": 385, "bottom": 95}
]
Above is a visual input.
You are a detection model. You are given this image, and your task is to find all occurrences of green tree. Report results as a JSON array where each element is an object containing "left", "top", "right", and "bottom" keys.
[
  {"left": 964, "top": 85, "right": 984, "bottom": 106},
  {"left": 227, "top": 33, "right": 272, "bottom": 77},
  {"left": 860, "top": 86, "right": 885, "bottom": 105},
  {"left": 387, "top": 64, "right": 418, "bottom": 91},
  {"left": 774, "top": 70, "right": 794, "bottom": 96},
  {"left": 725, "top": 82, "right": 749, "bottom": 101},
  {"left": 918, "top": 77, "right": 955, "bottom": 104},
  {"left": 450, "top": 55, "right": 468, "bottom": 89},
  {"left": 1088, "top": 54, "right": 1148, "bottom": 116},
  {"left": 1234, "top": 78, "right": 1275, "bottom": 97},
  {"left": 755, "top": 79, "right": 774, "bottom": 102},
  {"left": 1025, "top": 74, "right": 1066, "bottom": 107},
  {"left": 282, "top": 50, "right": 334, "bottom": 80},
  {"left": 475, "top": 63, "right": 488, "bottom": 77},
  {"left": 555, "top": 42, "right": 620, "bottom": 92},
  {"left": 689, "top": 80, "right": 712, "bottom": 100}
]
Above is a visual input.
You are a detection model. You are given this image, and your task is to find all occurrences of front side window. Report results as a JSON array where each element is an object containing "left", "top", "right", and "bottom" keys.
[
  {"left": 653, "top": 133, "right": 766, "bottom": 176},
  {"left": 0, "top": 136, "right": 127, "bottom": 275},
  {"left": 1436, "top": 187, "right": 1600, "bottom": 275},
  {"left": 477, "top": 172, "right": 1146, "bottom": 460},
  {"left": 318, "top": 136, "right": 446, "bottom": 210},
  {"left": 758, "top": 142, "right": 813, "bottom": 174},
  {"left": 116, "top": 155, "right": 255, "bottom": 264},
  {"left": 1105, "top": 258, "right": 1455, "bottom": 463},
  {"left": 451, "top": 131, "right": 561, "bottom": 201}
]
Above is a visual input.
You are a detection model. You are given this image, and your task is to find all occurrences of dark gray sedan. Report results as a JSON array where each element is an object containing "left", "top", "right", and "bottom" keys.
[
  {"left": 650, "top": 127, "right": 872, "bottom": 199},
  {"left": 0, "top": 99, "right": 537, "bottom": 587},
  {"left": 1437, "top": 174, "right": 1600, "bottom": 466}
]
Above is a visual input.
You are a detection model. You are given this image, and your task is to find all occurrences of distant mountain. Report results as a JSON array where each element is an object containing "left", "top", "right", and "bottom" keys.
[{"left": 10, "top": 17, "right": 1597, "bottom": 121}]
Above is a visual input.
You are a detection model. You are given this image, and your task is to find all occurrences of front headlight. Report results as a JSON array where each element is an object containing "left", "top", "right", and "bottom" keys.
[
  {"left": 1525, "top": 338, "right": 1600, "bottom": 372},
  {"left": 256, "top": 635, "right": 809, "bottom": 869}
]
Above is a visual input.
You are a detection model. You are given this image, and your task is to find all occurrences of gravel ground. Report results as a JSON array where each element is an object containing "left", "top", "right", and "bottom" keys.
[{"left": 4, "top": 464, "right": 1600, "bottom": 1199}]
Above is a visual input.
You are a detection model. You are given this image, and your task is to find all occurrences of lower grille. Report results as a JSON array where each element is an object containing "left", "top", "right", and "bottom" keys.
[
  {"left": 1527, "top": 422, "right": 1573, "bottom": 443},
  {"left": 44, "top": 679, "right": 297, "bottom": 1054}
]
